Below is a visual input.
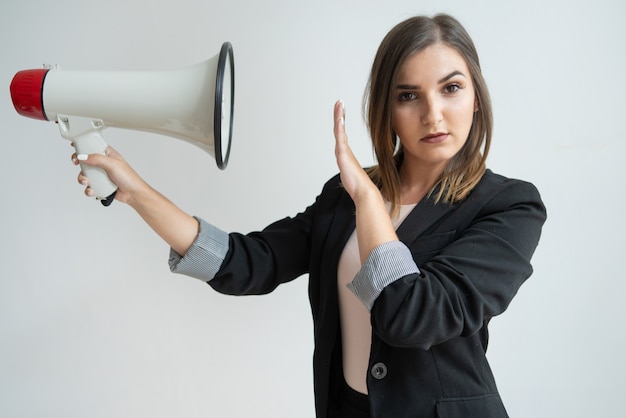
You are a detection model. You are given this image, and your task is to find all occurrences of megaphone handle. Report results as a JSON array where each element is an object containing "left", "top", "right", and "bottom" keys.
[{"left": 73, "top": 131, "right": 119, "bottom": 205}]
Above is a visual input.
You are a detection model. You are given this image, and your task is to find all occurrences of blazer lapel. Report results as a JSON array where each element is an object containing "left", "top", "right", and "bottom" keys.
[
  {"left": 323, "top": 187, "right": 458, "bottom": 253},
  {"left": 396, "top": 196, "right": 457, "bottom": 246}
]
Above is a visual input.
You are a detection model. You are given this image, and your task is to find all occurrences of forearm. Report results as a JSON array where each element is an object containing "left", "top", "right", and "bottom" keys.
[
  {"left": 73, "top": 146, "right": 200, "bottom": 256},
  {"left": 353, "top": 187, "right": 398, "bottom": 264},
  {"left": 127, "top": 182, "right": 199, "bottom": 256}
]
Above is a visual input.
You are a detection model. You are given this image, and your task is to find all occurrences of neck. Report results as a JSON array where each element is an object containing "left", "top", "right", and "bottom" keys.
[{"left": 398, "top": 161, "right": 445, "bottom": 205}]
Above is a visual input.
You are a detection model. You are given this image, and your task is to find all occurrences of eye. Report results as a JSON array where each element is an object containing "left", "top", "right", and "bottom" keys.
[
  {"left": 398, "top": 91, "right": 418, "bottom": 102},
  {"left": 444, "top": 83, "right": 461, "bottom": 94}
]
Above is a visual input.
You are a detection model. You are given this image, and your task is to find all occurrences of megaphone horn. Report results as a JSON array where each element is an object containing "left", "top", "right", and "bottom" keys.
[{"left": 10, "top": 42, "right": 235, "bottom": 206}]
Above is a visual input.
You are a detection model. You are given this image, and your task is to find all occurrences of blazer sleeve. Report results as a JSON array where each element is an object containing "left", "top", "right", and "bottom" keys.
[
  {"left": 203, "top": 211, "right": 313, "bottom": 296},
  {"left": 370, "top": 179, "right": 547, "bottom": 350},
  {"left": 202, "top": 174, "right": 350, "bottom": 296}
]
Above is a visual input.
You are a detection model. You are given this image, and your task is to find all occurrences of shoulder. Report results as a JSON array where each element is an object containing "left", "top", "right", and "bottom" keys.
[
  {"left": 316, "top": 173, "right": 348, "bottom": 203},
  {"left": 321, "top": 173, "right": 343, "bottom": 193},
  {"left": 292, "top": 173, "right": 351, "bottom": 222},
  {"left": 477, "top": 169, "right": 538, "bottom": 191},
  {"left": 474, "top": 169, "right": 543, "bottom": 202},
  {"left": 467, "top": 169, "right": 546, "bottom": 218}
]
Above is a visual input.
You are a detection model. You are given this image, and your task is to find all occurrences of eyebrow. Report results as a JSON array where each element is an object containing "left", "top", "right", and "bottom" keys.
[{"left": 396, "top": 70, "right": 466, "bottom": 90}]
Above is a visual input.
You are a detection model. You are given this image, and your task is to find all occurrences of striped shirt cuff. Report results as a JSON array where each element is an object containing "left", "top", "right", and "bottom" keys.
[
  {"left": 168, "top": 217, "right": 229, "bottom": 282},
  {"left": 347, "top": 240, "right": 420, "bottom": 311}
]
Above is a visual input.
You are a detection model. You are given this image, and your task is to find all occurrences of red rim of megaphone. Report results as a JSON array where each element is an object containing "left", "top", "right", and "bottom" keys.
[{"left": 10, "top": 68, "right": 50, "bottom": 121}]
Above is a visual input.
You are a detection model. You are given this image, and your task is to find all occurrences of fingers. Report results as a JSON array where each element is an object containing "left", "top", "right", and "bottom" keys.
[
  {"left": 71, "top": 146, "right": 115, "bottom": 197},
  {"left": 334, "top": 99, "right": 345, "bottom": 124},
  {"left": 334, "top": 100, "right": 359, "bottom": 173},
  {"left": 334, "top": 100, "right": 346, "bottom": 141},
  {"left": 334, "top": 100, "right": 350, "bottom": 160},
  {"left": 71, "top": 151, "right": 88, "bottom": 191},
  {"left": 73, "top": 170, "right": 93, "bottom": 196},
  {"left": 73, "top": 160, "right": 93, "bottom": 196}
]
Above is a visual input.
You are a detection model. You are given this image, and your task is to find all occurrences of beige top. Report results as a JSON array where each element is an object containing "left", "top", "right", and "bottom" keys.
[{"left": 337, "top": 202, "right": 417, "bottom": 394}]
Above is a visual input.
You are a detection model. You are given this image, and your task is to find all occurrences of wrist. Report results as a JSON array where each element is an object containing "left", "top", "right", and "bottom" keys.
[
  {"left": 352, "top": 183, "right": 383, "bottom": 208},
  {"left": 125, "top": 180, "right": 158, "bottom": 210}
]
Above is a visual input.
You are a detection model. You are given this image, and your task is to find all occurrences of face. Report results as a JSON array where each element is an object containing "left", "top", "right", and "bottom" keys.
[{"left": 392, "top": 43, "right": 476, "bottom": 172}]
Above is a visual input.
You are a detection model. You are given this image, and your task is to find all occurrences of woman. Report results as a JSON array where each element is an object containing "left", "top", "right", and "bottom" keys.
[{"left": 74, "top": 14, "right": 546, "bottom": 418}]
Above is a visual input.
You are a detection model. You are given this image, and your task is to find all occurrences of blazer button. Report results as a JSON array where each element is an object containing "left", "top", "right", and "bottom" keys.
[{"left": 371, "top": 362, "right": 388, "bottom": 380}]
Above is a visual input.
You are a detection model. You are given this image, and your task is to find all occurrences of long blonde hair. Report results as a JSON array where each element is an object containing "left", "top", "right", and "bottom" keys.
[{"left": 363, "top": 14, "right": 492, "bottom": 216}]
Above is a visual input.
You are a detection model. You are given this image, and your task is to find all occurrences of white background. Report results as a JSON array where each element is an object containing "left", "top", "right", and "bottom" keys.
[{"left": 1, "top": 1, "right": 624, "bottom": 417}]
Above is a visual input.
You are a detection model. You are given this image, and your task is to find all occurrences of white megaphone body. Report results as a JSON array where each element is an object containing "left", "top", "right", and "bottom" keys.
[{"left": 10, "top": 42, "right": 234, "bottom": 206}]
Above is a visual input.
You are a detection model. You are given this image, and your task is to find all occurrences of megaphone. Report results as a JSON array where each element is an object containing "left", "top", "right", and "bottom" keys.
[{"left": 10, "top": 42, "right": 235, "bottom": 206}]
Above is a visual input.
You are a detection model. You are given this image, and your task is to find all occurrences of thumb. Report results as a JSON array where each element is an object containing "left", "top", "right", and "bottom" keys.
[
  {"left": 76, "top": 152, "right": 108, "bottom": 168},
  {"left": 76, "top": 146, "right": 120, "bottom": 169}
]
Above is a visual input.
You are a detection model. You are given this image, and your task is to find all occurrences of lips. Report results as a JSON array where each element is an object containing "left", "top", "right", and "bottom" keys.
[{"left": 420, "top": 133, "right": 449, "bottom": 144}]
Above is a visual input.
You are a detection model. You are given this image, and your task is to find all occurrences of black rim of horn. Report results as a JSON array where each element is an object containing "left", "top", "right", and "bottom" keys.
[{"left": 214, "top": 42, "right": 234, "bottom": 170}]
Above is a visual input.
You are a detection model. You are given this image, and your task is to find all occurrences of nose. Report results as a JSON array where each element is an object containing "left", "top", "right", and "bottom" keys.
[{"left": 420, "top": 95, "right": 443, "bottom": 127}]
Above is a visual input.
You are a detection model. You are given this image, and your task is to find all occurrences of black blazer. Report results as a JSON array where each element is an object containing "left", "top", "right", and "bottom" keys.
[{"left": 208, "top": 169, "right": 546, "bottom": 418}]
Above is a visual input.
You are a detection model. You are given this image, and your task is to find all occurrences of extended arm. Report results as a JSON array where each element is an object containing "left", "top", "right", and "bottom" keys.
[{"left": 74, "top": 146, "right": 198, "bottom": 256}]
